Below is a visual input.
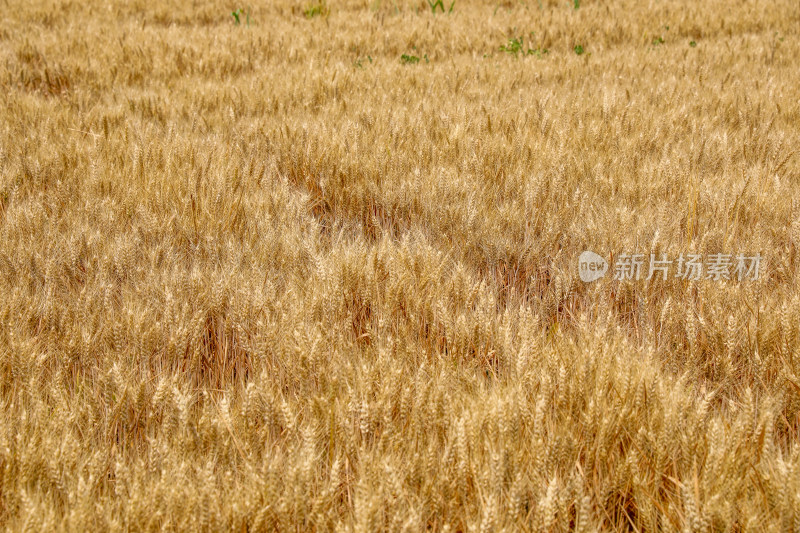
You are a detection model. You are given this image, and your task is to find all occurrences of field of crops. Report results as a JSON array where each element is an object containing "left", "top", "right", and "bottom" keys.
[{"left": 1, "top": 0, "right": 800, "bottom": 530}]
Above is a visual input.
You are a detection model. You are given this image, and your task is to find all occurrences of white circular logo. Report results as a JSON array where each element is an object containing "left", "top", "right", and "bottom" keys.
[{"left": 578, "top": 251, "right": 608, "bottom": 282}]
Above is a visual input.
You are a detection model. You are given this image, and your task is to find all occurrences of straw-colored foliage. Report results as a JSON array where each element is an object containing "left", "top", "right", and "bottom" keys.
[{"left": 1, "top": 0, "right": 800, "bottom": 530}]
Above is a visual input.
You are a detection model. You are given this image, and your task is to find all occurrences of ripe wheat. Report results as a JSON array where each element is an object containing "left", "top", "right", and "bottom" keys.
[{"left": 1, "top": 0, "right": 799, "bottom": 530}]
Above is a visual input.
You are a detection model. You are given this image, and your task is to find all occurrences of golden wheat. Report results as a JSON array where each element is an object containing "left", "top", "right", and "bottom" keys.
[{"left": 1, "top": 0, "right": 800, "bottom": 530}]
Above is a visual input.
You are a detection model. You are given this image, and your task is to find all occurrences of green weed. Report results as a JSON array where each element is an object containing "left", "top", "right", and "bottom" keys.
[
  {"left": 500, "top": 37, "right": 524, "bottom": 55},
  {"left": 499, "top": 34, "right": 548, "bottom": 57},
  {"left": 426, "top": 0, "right": 455, "bottom": 14},
  {"left": 304, "top": 0, "right": 329, "bottom": 18},
  {"left": 354, "top": 56, "right": 374, "bottom": 69},
  {"left": 231, "top": 8, "right": 250, "bottom": 25},
  {"left": 427, "top": 0, "right": 443, "bottom": 12}
]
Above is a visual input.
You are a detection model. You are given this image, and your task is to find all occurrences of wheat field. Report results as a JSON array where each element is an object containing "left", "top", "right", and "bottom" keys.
[{"left": 1, "top": 0, "right": 800, "bottom": 530}]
